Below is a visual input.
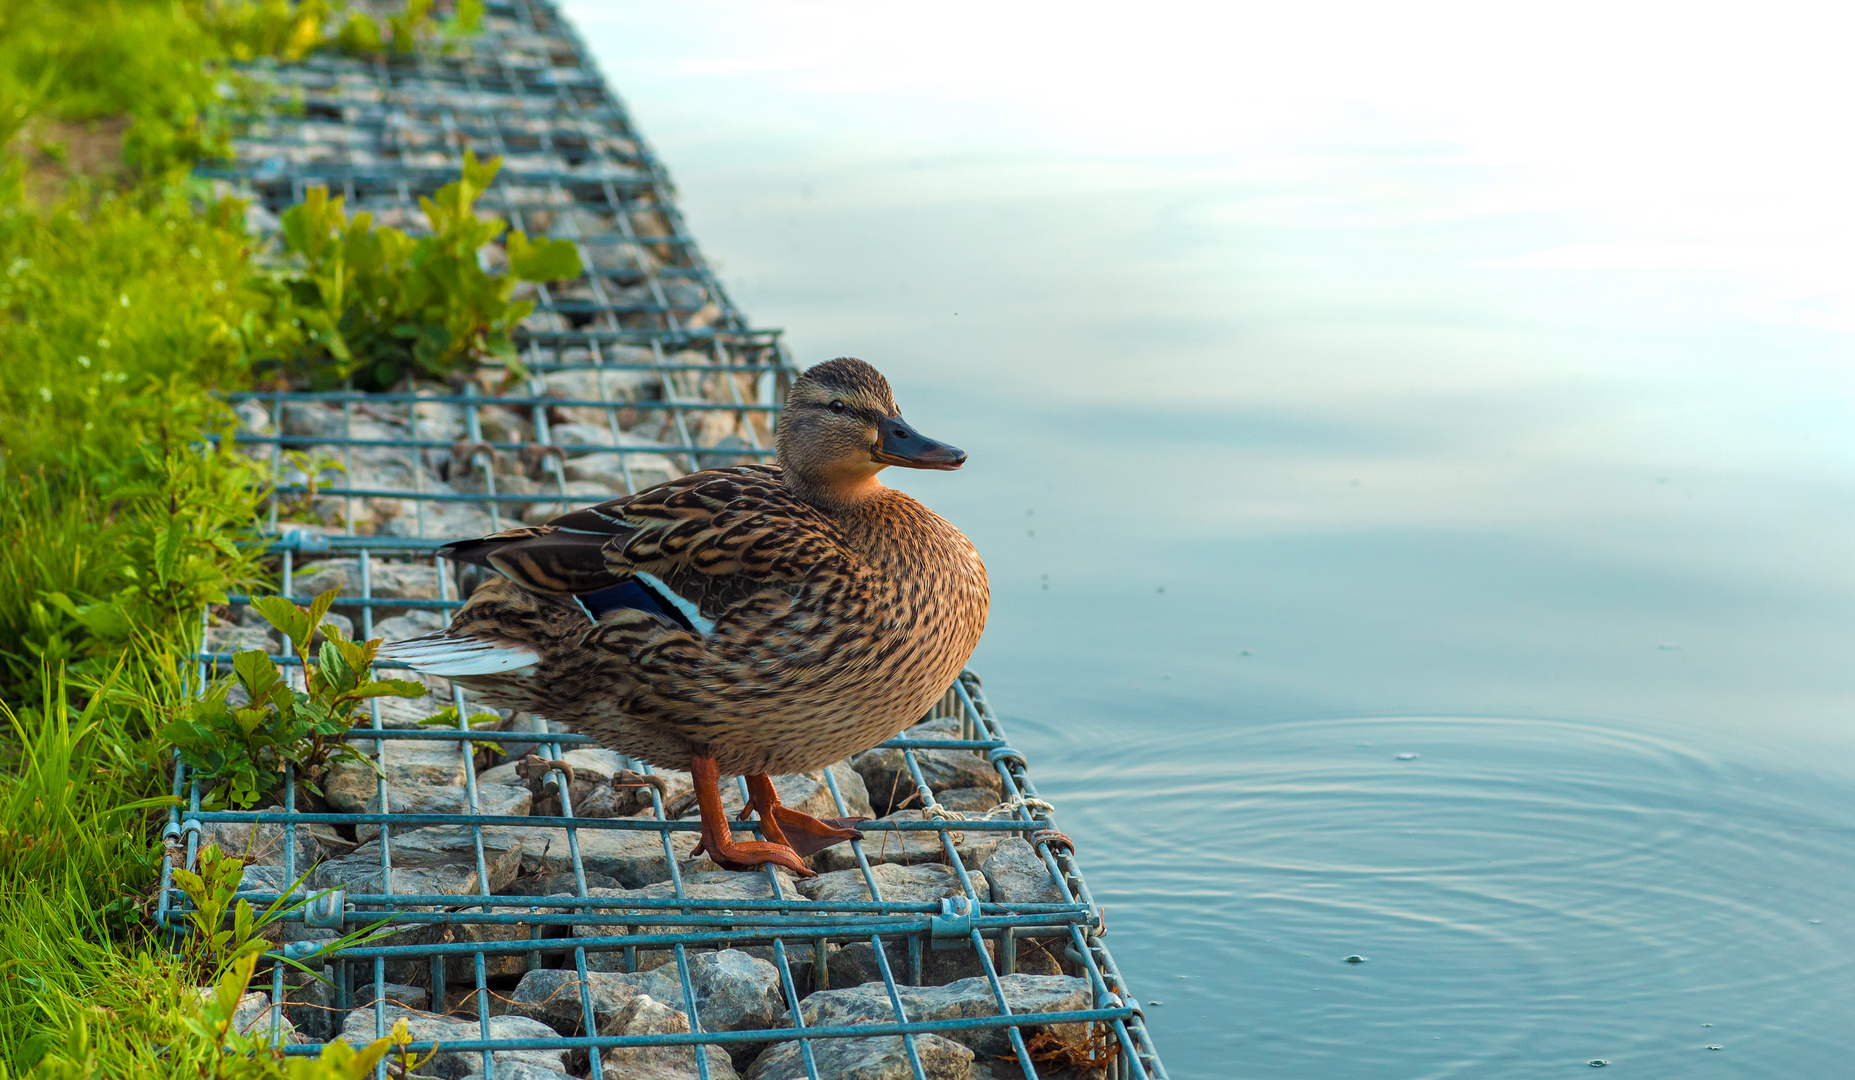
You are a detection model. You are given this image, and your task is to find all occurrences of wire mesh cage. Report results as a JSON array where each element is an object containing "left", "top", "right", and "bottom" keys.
[{"left": 158, "top": 3, "right": 1168, "bottom": 1078}]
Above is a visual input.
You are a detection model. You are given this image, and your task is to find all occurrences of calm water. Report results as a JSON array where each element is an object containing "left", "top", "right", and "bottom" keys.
[{"left": 573, "top": 6, "right": 1855, "bottom": 1075}]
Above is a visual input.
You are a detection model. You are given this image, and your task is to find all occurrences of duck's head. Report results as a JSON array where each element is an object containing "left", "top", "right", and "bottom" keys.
[{"left": 777, "top": 357, "right": 965, "bottom": 507}]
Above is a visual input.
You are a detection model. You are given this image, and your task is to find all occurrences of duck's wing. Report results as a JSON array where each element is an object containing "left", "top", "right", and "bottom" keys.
[{"left": 439, "top": 464, "right": 846, "bottom": 628}]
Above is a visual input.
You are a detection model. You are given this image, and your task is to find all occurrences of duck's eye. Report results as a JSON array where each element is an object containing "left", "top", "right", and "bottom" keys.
[{"left": 829, "top": 400, "right": 846, "bottom": 414}]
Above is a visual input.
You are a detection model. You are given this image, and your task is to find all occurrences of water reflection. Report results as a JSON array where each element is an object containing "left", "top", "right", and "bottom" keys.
[{"left": 573, "top": 6, "right": 1855, "bottom": 1074}]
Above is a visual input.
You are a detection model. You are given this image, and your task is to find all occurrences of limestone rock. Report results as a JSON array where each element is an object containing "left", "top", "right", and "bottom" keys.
[
  {"left": 324, "top": 739, "right": 468, "bottom": 813},
  {"left": 339, "top": 1004, "right": 566, "bottom": 1078},
  {"left": 599, "top": 994, "right": 739, "bottom": 1080},
  {"left": 799, "top": 862, "right": 986, "bottom": 906},
  {"left": 746, "top": 1031, "right": 972, "bottom": 1080},
  {"left": 851, "top": 719, "right": 1002, "bottom": 817},
  {"left": 508, "top": 968, "right": 641, "bottom": 1035},
  {"left": 520, "top": 479, "right": 613, "bottom": 523},
  {"left": 460, "top": 1066, "right": 578, "bottom": 1080},
  {"left": 354, "top": 982, "right": 429, "bottom": 1011},
  {"left": 813, "top": 810, "right": 1004, "bottom": 875},
  {"left": 200, "top": 819, "right": 342, "bottom": 873},
  {"left": 220, "top": 989, "right": 298, "bottom": 1046},
  {"left": 506, "top": 823, "right": 702, "bottom": 889},
  {"left": 372, "top": 609, "right": 447, "bottom": 642},
  {"left": 800, "top": 974, "right": 1091, "bottom": 1058},
  {"left": 204, "top": 622, "right": 278, "bottom": 656},
  {"left": 933, "top": 786, "right": 1002, "bottom": 813},
  {"left": 292, "top": 558, "right": 448, "bottom": 606},
  {"left": 356, "top": 781, "right": 532, "bottom": 841},
  {"left": 309, "top": 826, "right": 525, "bottom": 896},
  {"left": 574, "top": 871, "right": 802, "bottom": 972},
  {"left": 982, "top": 839, "right": 1067, "bottom": 907}
]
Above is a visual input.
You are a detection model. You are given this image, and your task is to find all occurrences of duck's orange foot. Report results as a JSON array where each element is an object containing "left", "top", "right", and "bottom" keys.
[
  {"left": 768, "top": 805, "right": 866, "bottom": 857},
  {"left": 692, "top": 832, "right": 815, "bottom": 877}
]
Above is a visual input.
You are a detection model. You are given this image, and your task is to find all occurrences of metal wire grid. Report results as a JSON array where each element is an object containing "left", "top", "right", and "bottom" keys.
[{"left": 153, "top": 2, "right": 1169, "bottom": 1077}]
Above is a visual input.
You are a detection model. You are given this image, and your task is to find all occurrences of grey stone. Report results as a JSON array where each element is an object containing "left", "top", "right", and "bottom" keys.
[
  {"left": 307, "top": 611, "right": 355, "bottom": 646},
  {"left": 520, "top": 480, "right": 613, "bottom": 524},
  {"left": 205, "top": 622, "right": 278, "bottom": 656},
  {"left": 574, "top": 871, "right": 802, "bottom": 972},
  {"left": 459, "top": 1067, "right": 577, "bottom": 1080},
  {"left": 372, "top": 609, "right": 448, "bottom": 642},
  {"left": 799, "top": 862, "right": 986, "bottom": 906},
  {"left": 324, "top": 738, "right": 468, "bottom": 812},
  {"left": 460, "top": 1066, "right": 578, "bottom": 1080},
  {"left": 626, "top": 949, "right": 788, "bottom": 1048},
  {"left": 746, "top": 1031, "right": 972, "bottom": 1080},
  {"left": 367, "top": 691, "right": 454, "bottom": 728},
  {"left": 506, "top": 823, "right": 703, "bottom": 889},
  {"left": 354, "top": 982, "right": 429, "bottom": 1011},
  {"left": 222, "top": 989, "right": 299, "bottom": 1046},
  {"left": 237, "top": 864, "right": 289, "bottom": 895},
  {"left": 281, "top": 402, "right": 345, "bottom": 439},
  {"left": 476, "top": 406, "right": 531, "bottom": 444},
  {"left": 934, "top": 786, "right": 1002, "bottom": 813},
  {"left": 200, "top": 819, "right": 342, "bottom": 873},
  {"left": 309, "top": 826, "right": 525, "bottom": 896},
  {"left": 508, "top": 968, "right": 642, "bottom": 1035},
  {"left": 824, "top": 935, "right": 1051, "bottom": 991},
  {"left": 339, "top": 1005, "right": 566, "bottom": 1079},
  {"left": 543, "top": 369, "right": 659, "bottom": 426},
  {"left": 378, "top": 500, "right": 496, "bottom": 542},
  {"left": 511, "top": 949, "right": 786, "bottom": 1055},
  {"left": 851, "top": 719, "right": 1002, "bottom": 817},
  {"left": 801, "top": 974, "right": 1091, "bottom": 1058},
  {"left": 500, "top": 869, "right": 624, "bottom": 896},
  {"left": 548, "top": 423, "right": 617, "bottom": 448},
  {"left": 356, "top": 781, "right": 532, "bottom": 841},
  {"left": 479, "top": 748, "right": 674, "bottom": 816},
  {"left": 599, "top": 994, "right": 739, "bottom": 1080},
  {"left": 982, "top": 839, "right": 1066, "bottom": 907},
  {"left": 565, "top": 449, "right": 679, "bottom": 492},
  {"left": 813, "top": 810, "right": 1004, "bottom": 875},
  {"left": 292, "top": 558, "right": 449, "bottom": 606},
  {"left": 282, "top": 965, "right": 336, "bottom": 1042}
]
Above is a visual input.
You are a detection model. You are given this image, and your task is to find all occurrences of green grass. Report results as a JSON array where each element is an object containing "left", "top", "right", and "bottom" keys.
[{"left": 0, "top": 1, "right": 490, "bottom": 1073}]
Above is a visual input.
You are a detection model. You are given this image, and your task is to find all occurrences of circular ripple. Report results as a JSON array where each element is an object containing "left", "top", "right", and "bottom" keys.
[{"left": 1007, "top": 711, "right": 1855, "bottom": 1079}]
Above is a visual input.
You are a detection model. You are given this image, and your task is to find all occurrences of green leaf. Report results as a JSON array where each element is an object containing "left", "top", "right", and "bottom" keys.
[
  {"left": 303, "top": 586, "right": 341, "bottom": 642},
  {"left": 249, "top": 595, "right": 310, "bottom": 645},
  {"left": 351, "top": 679, "right": 427, "bottom": 699},
  {"left": 231, "top": 649, "right": 282, "bottom": 701},
  {"left": 506, "top": 231, "right": 583, "bottom": 282}
]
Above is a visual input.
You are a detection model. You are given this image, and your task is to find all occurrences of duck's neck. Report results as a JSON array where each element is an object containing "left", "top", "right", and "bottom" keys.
[
  {"left": 783, "top": 463, "right": 887, "bottom": 515},
  {"left": 785, "top": 469, "right": 929, "bottom": 556}
]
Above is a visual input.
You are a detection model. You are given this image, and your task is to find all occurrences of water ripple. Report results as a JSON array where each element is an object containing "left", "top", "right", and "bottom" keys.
[{"left": 1009, "top": 713, "right": 1855, "bottom": 1078}]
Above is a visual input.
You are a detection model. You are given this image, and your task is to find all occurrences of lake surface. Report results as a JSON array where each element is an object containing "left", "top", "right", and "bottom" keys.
[{"left": 572, "top": 5, "right": 1855, "bottom": 1075}]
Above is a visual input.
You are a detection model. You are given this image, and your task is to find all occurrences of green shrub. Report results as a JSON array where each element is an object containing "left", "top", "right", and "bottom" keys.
[
  {"left": 269, "top": 150, "right": 583, "bottom": 389},
  {"left": 162, "top": 589, "right": 424, "bottom": 809}
]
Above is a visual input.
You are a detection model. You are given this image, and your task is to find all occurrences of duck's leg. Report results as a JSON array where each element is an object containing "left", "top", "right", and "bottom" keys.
[
  {"left": 743, "top": 773, "right": 866, "bottom": 857},
  {"left": 688, "top": 755, "right": 813, "bottom": 877}
]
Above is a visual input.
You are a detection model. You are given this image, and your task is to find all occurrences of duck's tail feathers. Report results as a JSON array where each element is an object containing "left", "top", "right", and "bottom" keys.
[{"left": 376, "top": 633, "right": 540, "bottom": 676}]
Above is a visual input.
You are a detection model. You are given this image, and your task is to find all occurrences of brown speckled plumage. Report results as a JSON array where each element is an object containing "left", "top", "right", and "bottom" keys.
[{"left": 387, "top": 358, "right": 990, "bottom": 780}]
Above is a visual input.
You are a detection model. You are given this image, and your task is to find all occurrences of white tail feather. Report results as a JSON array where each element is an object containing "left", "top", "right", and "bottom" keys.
[{"left": 378, "top": 634, "right": 540, "bottom": 676}]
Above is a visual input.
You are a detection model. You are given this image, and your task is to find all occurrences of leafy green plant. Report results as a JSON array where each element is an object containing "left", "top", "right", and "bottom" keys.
[
  {"left": 270, "top": 150, "right": 583, "bottom": 389},
  {"left": 417, "top": 704, "right": 506, "bottom": 765},
  {"left": 161, "top": 588, "right": 424, "bottom": 809}
]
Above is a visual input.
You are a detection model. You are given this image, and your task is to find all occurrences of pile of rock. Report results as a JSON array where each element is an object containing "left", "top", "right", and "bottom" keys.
[
  {"left": 223, "top": 366, "right": 768, "bottom": 545},
  {"left": 203, "top": 624, "right": 1098, "bottom": 1079}
]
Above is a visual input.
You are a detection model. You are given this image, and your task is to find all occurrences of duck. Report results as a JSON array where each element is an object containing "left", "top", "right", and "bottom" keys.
[{"left": 381, "top": 357, "right": 990, "bottom": 877}]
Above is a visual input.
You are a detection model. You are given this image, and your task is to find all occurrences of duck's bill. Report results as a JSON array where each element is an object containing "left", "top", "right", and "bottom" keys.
[{"left": 872, "top": 417, "right": 967, "bottom": 470}]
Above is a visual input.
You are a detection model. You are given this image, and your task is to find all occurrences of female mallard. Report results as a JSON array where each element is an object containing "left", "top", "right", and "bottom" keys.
[{"left": 382, "top": 358, "right": 989, "bottom": 876}]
